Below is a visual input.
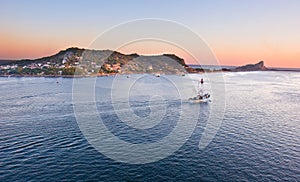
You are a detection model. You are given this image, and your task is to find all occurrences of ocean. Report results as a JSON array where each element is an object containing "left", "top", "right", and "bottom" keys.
[{"left": 0, "top": 71, "right": 299, "bottom": 181}]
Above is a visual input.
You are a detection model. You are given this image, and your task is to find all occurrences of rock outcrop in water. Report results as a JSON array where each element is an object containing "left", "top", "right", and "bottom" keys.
[{"left": 232, "top": 61, "right": 268, "bottom": 72}]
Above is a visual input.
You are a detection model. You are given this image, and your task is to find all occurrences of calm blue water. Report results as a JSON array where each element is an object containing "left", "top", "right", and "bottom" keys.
[{"left": 0, "top": 72, "right": 299, "bottom": 181}]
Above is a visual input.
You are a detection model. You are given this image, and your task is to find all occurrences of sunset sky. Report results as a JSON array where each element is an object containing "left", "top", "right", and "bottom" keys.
[{"left": 1, "top": 0, "right": 300, "bottom": 68}]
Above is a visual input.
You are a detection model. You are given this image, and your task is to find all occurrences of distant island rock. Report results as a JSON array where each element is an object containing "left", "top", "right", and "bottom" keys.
[{"left": 232, "top": 61, "right": 268, "bottom": 72}]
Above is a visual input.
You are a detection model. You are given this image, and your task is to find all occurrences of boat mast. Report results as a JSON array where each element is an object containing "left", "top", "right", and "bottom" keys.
[{"left": 198, "top": 78, "right": 204, "bottom": 95}]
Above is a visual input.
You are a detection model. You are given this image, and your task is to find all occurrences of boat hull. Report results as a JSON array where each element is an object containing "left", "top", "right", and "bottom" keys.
[{"left": 188, "top": 98, "right": 210, "bottom": 103}]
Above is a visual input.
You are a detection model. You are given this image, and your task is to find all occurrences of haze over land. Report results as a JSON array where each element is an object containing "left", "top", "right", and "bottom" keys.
[{"left": 1, "top": 0, "right": 300, "bottom": 68}]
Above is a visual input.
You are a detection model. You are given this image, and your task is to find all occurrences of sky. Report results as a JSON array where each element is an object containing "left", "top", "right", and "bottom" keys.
[{"left": 1, "top": 0, "right": 300, "bottom": 68}]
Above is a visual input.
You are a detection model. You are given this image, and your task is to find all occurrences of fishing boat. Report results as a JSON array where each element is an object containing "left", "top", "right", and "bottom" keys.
[{"left": 189, "top": 78, "right": 211, "bottom": 103}]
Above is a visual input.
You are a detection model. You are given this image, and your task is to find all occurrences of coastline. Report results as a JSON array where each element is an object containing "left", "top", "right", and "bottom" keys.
[
  {"left": 1, "top": 69, "right": 299, "bottom": 79},
  {"left": 0, "top": 73, "right": 118, "bottom": 78}
]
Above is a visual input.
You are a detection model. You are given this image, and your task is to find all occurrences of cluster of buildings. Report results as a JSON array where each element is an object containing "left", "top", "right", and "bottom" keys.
[
  {"left": 0, "top": 57, "right": 123, "bottom": 76},
  {"left": 0, "top": 61, "right": 68, "bottom": 74},
  {"left": 101, "top": 63, "right": 122, "bottom": 73},
  {"left": 0, "top": 64, "right": 18, "bottom": 70}
]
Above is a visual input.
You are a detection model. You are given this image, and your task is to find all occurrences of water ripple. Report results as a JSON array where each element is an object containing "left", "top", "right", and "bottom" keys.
[{"left": 0, "top": 73, "right": 300, "bottom": 181}]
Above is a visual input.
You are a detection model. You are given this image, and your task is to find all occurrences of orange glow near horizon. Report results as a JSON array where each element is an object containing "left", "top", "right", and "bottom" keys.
[
  {"left": 1, "top": 26, "right": 299, "bottom": 68},
  {"left": 213, "top": 46, "right": 300, "bottom": 68},
  {"left": 1, "top": 37, "right": 299, "bottom": 68},
  {"left": 0, "top": 32, "right": 61, "bottom": 60}
]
